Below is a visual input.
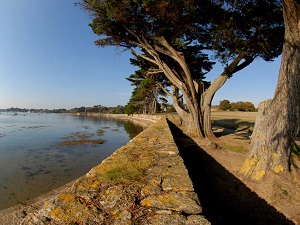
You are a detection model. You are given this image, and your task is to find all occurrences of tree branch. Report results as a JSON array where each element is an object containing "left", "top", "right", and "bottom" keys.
[
  {"left": 123, "top": 27, "right": 187, "bottom": 103},
  {"left": 130, "top": 48, "right": 158, "bottom": 65},
  {"left": 158, "top": 83, "right": 172, "bottom": 97},
  {"left": 147, "top": 68, "right": 163, "bottom": 75},
  {"left": 154, "top": 36, "right": 198, "bottom": 102},
  {"left": 171, "top": 85, "right": 189, "bottom": 119},
  {"left": 203, "top": 52, "right": 249, "bottom": 107},
  {"left": 232, "top": 56, "right": 254, "bottom": 74}
]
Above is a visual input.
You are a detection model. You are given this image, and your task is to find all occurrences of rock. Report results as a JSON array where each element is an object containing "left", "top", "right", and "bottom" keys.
[
  {"left": 187, "top": 215, "right": 211, "bottom": 225},
  {"left": 141, "top": 213, "right": 187, "bottom": 225},
  {"left": 111, "top": 210, "right": 132, "bottom": 225},
  {"left": 162, "top": 175, "right": 194, "bottom": 192},
  {"left": 141, "top": 192, "right": 202, "bottom": 214},
  {"left": 141, "top": 178, "right": 162, "bottom": 197}
]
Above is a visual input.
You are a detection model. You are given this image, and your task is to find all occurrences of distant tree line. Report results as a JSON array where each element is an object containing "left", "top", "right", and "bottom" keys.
[
  {"left": 0, "top": 105, "right": 126, "bottom": 114},
  {"left": 67, "top": 104, "right": 173, "bottom": 114},
  {"left": 65, "top": 105, "right": 126, "bottom": 114},
  {"left": 0, "top": 107, "right": 67, "bottom": 114},
  {"left": 218, "top": 99, "right": 256, "bottom": 112}
]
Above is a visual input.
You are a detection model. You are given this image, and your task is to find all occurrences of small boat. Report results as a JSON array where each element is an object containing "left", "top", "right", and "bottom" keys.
[{"left": 13, "top": 113, "right": 17, "bottom": 116}]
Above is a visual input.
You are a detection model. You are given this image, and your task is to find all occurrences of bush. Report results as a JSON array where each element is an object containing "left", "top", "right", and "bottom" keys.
[
  {"left": 219, "top": 99, "right": 256, "bottom": 112},
  {"left": 219, "top": 99, "right": 232, "bottom": 111}
]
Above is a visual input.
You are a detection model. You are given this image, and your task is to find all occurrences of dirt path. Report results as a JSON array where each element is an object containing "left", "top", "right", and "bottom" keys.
[{"left": 168, "top": 120, "right": 297, "bottom": 225}]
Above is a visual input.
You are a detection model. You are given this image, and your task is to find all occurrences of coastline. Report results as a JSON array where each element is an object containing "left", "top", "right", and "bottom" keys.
[
  {"left": 82, "top": 113, "right": 163, "bottom": 125},
  {"left": 21, "top": 118, "right": 208, "bottom": 224},
  {"left": 0, "top": 113, "right": 162, "bottom": 224}
]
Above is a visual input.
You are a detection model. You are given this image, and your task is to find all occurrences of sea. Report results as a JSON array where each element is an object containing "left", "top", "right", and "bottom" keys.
[{"left": 0, "top": 112, "right": 144, "bottom": 210}]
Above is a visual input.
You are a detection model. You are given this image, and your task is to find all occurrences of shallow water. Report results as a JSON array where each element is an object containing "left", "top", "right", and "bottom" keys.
[{"left": 0, "top": 112, "right": 144, "bottom": 209}]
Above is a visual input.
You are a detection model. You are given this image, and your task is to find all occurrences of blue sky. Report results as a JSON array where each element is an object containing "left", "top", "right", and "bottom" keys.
[{"left": 0, "top": 0, "right": 281, "bottom": 109}]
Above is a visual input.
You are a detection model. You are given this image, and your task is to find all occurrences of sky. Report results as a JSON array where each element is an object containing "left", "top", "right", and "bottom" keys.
[{"left": 0, "top": 0, "right": 281, "bottom": 110}]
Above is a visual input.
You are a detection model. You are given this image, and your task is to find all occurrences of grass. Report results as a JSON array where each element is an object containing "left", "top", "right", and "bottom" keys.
[
  {"left": 99, "top": 152, "right": 152, "bottom": 184},
  {"left": 218, "top": 142, "right": 245, "bottom": 153},
  {"left": 292, "top": 145, "right": 300, "bottom": 157},
  {"left": 210, "top": 113, "right": 254, "bottom": 154},
  {"left": 211, "top": 111, "right": 258, "bottom": 122},
  {"left": 212, "top": 119, "right": 254, "bottom": 133}
]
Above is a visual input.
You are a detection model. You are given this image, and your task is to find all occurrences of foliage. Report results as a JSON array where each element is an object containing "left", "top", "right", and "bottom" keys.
[
  {"left": 219, "top": 99, "right": 231, "bottom": 111},
  {"left": 125, "top": 78, "right": 154, "bottom": 114},
  {"left": 126, "top": 74, "right": 165, "bottom": 114},
  {"left": 78, "top": 0, "right": 283, "bottom": 137},
  {"left": 111, "top": 105, "right": 125, "bottom": 114},
  {"left": 219, "top": 99, "right": 256, "bottom": 112},
  {"left": 292, "top": 145, "right": 300, "bottom": 157},
  {"left": 1, "top": 107, "right": 68, "bottom": 114},
  {"left": 68, "top": 105, "right": 126, "bottom": 114},
  {"left": 231, "top": 101, "right": 256, "bottom": 112},
  {"left": 210, "top": 0, "right": 283, "bottom": 66}
]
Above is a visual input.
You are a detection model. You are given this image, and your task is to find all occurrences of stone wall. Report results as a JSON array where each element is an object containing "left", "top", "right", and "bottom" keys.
[
  {"left": 85, "top": 113, "right": 163, "bottom": 127},
  {"left": 21, "top": 118, "right": 210, "bottom": 225}
]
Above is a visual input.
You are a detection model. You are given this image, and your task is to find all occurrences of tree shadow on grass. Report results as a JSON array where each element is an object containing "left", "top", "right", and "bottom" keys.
[
  {"left": 212, "top": 119, "right": 255, "bottom": 130},
  {"left": 167, "top": 120, "right": 295, "bottom": 225},
  {"left": 212, "top": 119, "right": 253, "bottom": 139}
]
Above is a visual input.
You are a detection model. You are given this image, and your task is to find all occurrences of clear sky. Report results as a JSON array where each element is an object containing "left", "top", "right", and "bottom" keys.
[{"left": 0, "top": 0, "right": 281, "bottom": 110}]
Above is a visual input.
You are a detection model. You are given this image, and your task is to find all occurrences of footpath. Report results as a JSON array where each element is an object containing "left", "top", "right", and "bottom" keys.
[{"left": 1, "top": 118, "right": 210, "bottom": 224}]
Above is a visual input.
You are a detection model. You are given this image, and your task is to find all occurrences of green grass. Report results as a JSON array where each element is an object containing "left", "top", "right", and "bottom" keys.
[
  {"left": 218, "top": 142, "right": 245, "bottom": 153},
  {"left": 212, "top": 119, "right": 254, "bottom": 133},
  {"left": 100, "top": 153, "right": 152, "bottom": 184},
  {"left": 292, "top": 145, "right": 300, "bottom": 157}
]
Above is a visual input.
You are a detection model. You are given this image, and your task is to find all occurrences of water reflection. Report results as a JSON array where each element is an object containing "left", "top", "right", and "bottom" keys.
[{"left": 0, "top": 113, "right": 145, "bottom": 210}]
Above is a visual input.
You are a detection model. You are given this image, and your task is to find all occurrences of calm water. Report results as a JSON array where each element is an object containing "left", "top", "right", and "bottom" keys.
[{"left": 0, "top": 112, "right": 144, "bottom": 210}]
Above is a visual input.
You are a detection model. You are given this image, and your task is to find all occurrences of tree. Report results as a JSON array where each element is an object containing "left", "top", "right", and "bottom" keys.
[
  {"left": 125, "top": 78, "right": 160, "bottom": 114},
  {"left": 125, "top": 57, "right": 167, "bottom": 114},
  {"left": 230, "top": 101, "right": 256, "bottom": 112},
  {"left": 243, "top": 102, "right": 256, "bottom": 112},
  {"left": 219, "top": 99, "right": 232, "bottom": 111},
  {"left": 112, "top": 105, "right": 125, "bottom": 114},
  {"left": 79, "top": 0, "right": 283, "bottom": 138},
  {"left": 241, "top": 0, "right": 300, "bottom": 181}
]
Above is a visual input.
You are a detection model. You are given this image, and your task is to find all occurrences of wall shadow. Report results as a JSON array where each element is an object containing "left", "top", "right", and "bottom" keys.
[{"left": 167, "top": 120, "right": 295, "bottom": 225}]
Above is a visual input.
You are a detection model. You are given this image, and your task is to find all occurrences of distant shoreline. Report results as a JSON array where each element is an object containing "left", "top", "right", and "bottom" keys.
[{"left": 75, "top": 113, "right": 163, "bottom": 126}]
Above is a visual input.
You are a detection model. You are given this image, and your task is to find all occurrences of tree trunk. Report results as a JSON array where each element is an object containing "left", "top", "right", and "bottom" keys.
[
  {"left": 202, "top": 104, "right": 214, "bottom": 138},
  {"left": 132, "top": 34, "right": 253, "bottom": 140},
  {"left": 186, "top": 106, "right": 204, "bottom": 137},
  {"left": 199, "top": 52, "right": 251, "bottom": 139},
  {"left": 171, "top": 86, "right": 205, "bottom": 137},
  {"left": 240, "top": 0, "right": 300, "bottom": 180}
]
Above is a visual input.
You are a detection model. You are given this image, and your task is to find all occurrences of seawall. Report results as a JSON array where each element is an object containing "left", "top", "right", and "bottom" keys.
[
  {"left": 21, "top": 118, "right": 210, "bottom": 224},
  {"left": 84, "top": 113, "right": 163, "bottom": 127}
]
